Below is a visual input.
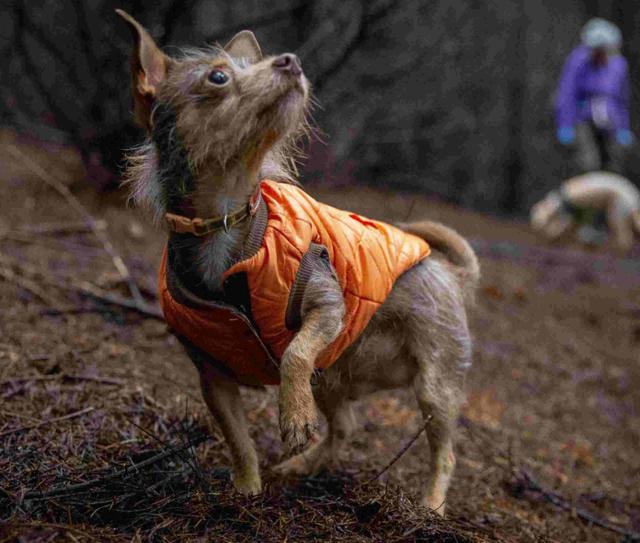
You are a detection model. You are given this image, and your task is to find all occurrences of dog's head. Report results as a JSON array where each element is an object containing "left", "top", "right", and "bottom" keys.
[{"left": 117, "top": 10, "right": 309, "bottom": 218}]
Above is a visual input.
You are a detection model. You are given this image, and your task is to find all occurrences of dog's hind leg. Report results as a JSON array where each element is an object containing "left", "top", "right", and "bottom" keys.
[
  {"left": 413, "top": 359, "right": 463, "bottom": 516},
  {"left": 316, "top": 391, "right": 357, "bottom": 467},
  {"left": 607, "top": 197, "right": 634, "bottom": 254},
  {"left": 198, "top": 363, "right": 261, "bottom": 495}
]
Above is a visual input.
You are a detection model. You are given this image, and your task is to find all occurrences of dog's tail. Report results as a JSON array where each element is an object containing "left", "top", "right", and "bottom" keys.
[{"left": 398, "top": 220, "right": 480, "bottom": 298}]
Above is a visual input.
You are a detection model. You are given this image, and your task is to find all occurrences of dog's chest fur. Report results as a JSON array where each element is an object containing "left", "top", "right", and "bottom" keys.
[{"left": 150, "top": 104, "right": 247, "bottom": 299}]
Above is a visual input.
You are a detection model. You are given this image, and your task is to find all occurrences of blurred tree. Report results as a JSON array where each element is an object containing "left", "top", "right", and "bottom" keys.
[{"left": 1, "top": 0, "right": 638, "bottom": 211}]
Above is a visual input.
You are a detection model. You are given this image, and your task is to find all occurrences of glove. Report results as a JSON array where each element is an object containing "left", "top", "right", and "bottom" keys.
[
  {"left": 615, "top": 129, "right": 633, "bottom": 147},
  {"left": 557, "top": 126, "right": 575, "bottom": 145}
]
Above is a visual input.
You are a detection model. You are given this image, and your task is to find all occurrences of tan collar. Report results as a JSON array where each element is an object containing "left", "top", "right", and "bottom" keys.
[{"left": 165, "top": 189, "right": 262, "bottom": 236}]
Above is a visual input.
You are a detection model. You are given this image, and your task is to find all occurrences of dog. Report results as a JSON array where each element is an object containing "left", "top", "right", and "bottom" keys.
[
  {"left": 531, "top": 171, "right": 640, "bottom": 253},
  {"left": 117, "top": 10, "right": 479, "bottom": 515}
]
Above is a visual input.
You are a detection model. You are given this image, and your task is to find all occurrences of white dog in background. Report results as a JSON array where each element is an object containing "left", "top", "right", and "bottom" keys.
[{"left": 531, "top": 171, "right": 640, "bottom": 254}]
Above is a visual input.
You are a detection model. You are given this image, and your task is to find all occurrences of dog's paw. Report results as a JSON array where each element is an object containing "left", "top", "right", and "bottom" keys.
[
  {"left": 272, "top": 438, "right": 326, "bottom": 476},
  {"left": 232, "top": 472, "right": 262, "bottom": 496},
  {"left": 421, "top": 492, "right": 446, "bottom": 517},
  {"left": 279, "top": 409, "right": 319, "bottom": 453},
  {"left": 272, "top": 453, "right": 312, "bottom": 476}
]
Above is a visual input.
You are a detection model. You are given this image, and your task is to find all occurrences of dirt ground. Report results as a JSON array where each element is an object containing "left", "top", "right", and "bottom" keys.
[{"left": 1, "top": 131, "right": 639, "bottom": 542}]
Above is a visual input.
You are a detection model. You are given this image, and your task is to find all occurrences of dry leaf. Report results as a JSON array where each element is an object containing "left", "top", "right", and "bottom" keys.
[{"left": 464, "top": 389, "right": 505, "bottom": 429}]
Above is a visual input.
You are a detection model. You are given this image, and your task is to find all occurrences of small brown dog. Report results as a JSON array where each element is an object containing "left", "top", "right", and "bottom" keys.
[
  {"left": 118, "top": 10, "right": 479, "bottom": 515},
  {"left": 531, "top": 171, "right": 640, "bottom": 253}
]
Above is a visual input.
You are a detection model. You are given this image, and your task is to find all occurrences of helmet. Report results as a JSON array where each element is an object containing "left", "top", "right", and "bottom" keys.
[{"left": 581, "top": 18, "right": 622, "bottom": 49}]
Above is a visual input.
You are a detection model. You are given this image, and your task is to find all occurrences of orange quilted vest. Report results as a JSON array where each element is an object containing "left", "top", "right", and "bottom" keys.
[{"left": 158, "top": 181, "right": 430, "bottom": 385}]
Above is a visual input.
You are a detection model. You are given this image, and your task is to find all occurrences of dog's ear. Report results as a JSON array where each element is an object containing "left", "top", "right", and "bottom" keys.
[
  {"left": 116, "top": 9, "right": 169, "bottom": 131},
  {"left": 224, "top": 30, "right": 262, "bottom": 64}
]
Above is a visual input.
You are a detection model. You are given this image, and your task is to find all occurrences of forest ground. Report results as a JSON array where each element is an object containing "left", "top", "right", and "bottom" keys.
[{"left": 1, "top": 130, "right": 639, "bottom": 542}]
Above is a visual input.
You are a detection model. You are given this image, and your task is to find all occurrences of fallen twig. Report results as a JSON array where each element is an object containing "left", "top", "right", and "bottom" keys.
[
  {"left": 69, "top": 278, "right": 163, "bottom": 319},
  {"left": 0, "top": 253, "right": 162, "bottom": 319},
  {"left": 0, "top": 264, "right": 64, "bottom": 310},
  {"left": 0, "top": 374, "right": 124, "bottom": 388},
  {"left": 39, "top": 306, "right": 115, "bottom": 317},
  {"left": 515, "top": 469, "right": 640, "bottom": 541},
  {"left": 6, "top": 144, "right": 146, "bottom": 310},
  {"left": 0, "top": 406, "right": 95, "bottom": 438},
  {"left": 22, "top": 432, "right": 211, "bottom": 500},
  {"left": 5, "top": 521, "right": 102, "bottom": 542},
  {"left": 129, "top": 418, "right": 208, "bottom": 489},
  {"left": 362, "top": 419, "right": 429, "bottom": 485},
  {"left": 0, "top": 410, "right": 43, "bottom": 423}
]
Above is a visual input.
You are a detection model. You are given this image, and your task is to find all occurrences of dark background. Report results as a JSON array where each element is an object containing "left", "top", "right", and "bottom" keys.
[{"left": 2, "top": 0, "right": 639, "bottom": 214}]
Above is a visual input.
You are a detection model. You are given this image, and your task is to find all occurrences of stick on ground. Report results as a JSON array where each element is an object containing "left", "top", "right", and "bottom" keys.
[
  {"left": 0, "top": 374, "right": 124, "bottom": 388},
  {"left": 0, "top": 254, "right": 163, "bottom": 319},
  {"left": 0, "top": 406, "right": 95, "bottom": 438},
  {"left": 22, "top": 432, "right": 211, "bottom": 500},
  {"left": 517, "top": 469, "right": 640, "bottom": 541},
  {"left": 0, "top": 265, "right": 64, "bottom": 310},
  {"left": 363, "top": 420, "right": 429, "bottom": 485},
  {"left": 5, "top": 144, "right": 147, "bottom": 311}
]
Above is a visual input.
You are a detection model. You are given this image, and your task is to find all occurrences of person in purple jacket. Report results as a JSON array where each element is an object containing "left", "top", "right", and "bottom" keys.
[{"left": 555, "top": 18, "right": 633, "bottom": 174}]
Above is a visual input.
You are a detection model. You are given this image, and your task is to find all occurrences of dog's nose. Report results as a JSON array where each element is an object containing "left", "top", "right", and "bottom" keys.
[{"left": 272, "top": 54, "right": 302, "bottom": 76}]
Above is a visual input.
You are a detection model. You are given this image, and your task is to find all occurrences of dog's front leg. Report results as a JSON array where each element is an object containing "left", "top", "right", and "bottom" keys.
[
  {"left": 198, "top": 363, "right": 261, "bottom": 495},
  {"left": 545, "top": 213, "right": 575, "bottom": 241},
  {"left": 279, "top": 268, "right": 344, "bottom": 452}
]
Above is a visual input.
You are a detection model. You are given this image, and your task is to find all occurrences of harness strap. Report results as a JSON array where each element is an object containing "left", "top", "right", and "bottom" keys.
[
  {"left": 284, "top": 243, "right": 332, "bottom": 331},
  {"left": 241, "top": 195, "right": 269, "bottom": 260}
]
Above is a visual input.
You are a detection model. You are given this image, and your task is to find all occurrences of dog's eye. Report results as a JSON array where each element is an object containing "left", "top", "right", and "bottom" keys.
[{"left": 208, "top": 70, "right": 229, "bottom": 86}]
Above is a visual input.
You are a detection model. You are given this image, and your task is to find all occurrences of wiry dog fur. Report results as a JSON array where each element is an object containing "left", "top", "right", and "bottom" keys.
[
  {"left": 531, "top": 171, "right": 640, "bottom": 254},
  {"left": 118, "top": 10, "right": 479, "bottom": 515}
]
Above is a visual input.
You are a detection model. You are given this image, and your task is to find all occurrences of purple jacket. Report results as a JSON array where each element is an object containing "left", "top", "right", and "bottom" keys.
[{"left": 555, "top": 45, "right": 629, "bottom": 132}]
